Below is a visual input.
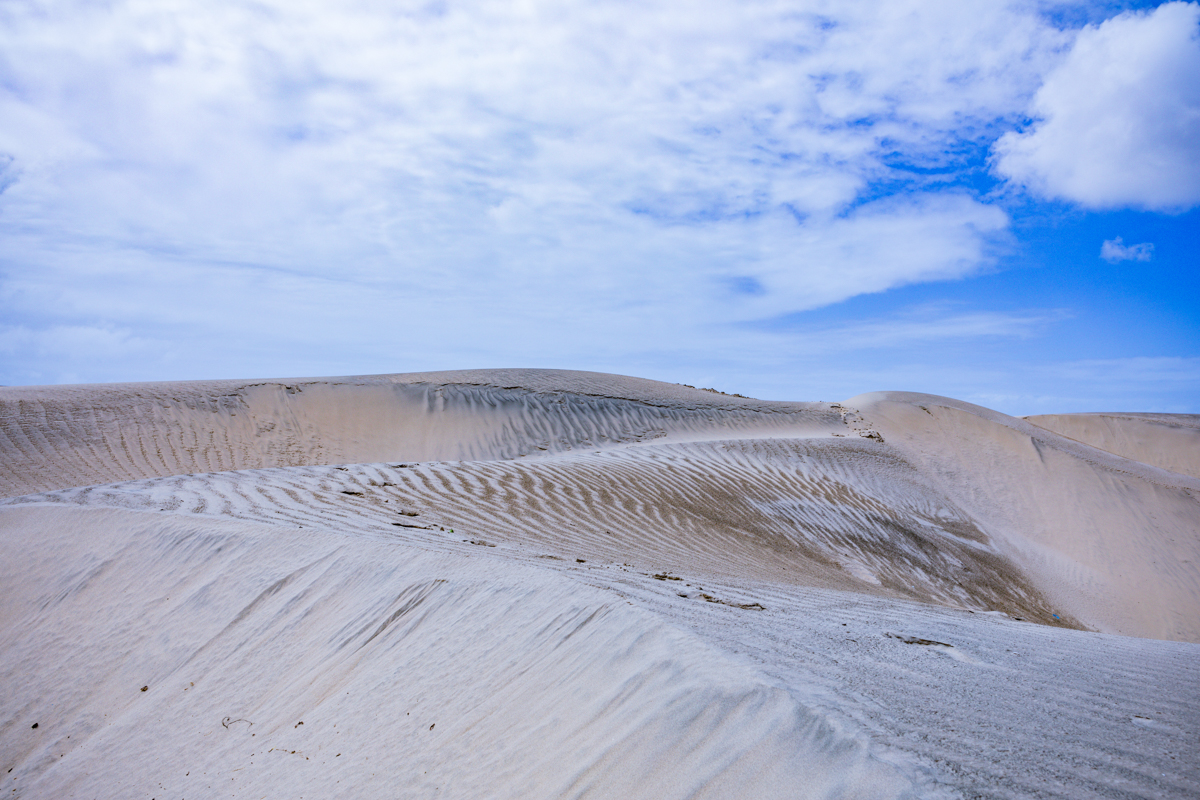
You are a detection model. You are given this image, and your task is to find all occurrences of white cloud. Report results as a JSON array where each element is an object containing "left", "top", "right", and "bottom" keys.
[
  {"left": 0, "top": 322, "right": 170, "bottom": 386},
  {"left": 0, "top": 3, "right": 1057, "bottom": 299},
  {"left": 724, "top": 194, "right": 1010, "bottom": 315},
  {"left": 994, "top": 2, "right": 1200, "bottom": 210},
  {"left": 1100, "top": 237, "right": 1153, "bottom": 262},
  {"left": 776, "top": 308, "right": 1070, "bottom": 351}
]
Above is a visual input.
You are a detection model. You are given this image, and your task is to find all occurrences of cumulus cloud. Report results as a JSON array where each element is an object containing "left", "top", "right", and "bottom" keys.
[
  {"left": 1100, "top": 237, "right": 1154, "bottom": 262},
  {"left": 994, "top": 2, "right": 1200, "bottom": 210}
]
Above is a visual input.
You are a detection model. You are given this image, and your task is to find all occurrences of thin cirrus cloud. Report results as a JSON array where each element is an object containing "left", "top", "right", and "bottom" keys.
[
  {"left": 993, "top": 1, "right": 1200, "bottom": 210},
  {"left": 750, "top": 307, "right": 1070, "bottom": 350}
]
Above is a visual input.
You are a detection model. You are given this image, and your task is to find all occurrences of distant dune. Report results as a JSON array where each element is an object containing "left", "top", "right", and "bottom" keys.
[
  {"left": 1025, "top": 411, "right": 1200, "bottom": 480},
  {"left": 1, "top": 370, "right": 1197, "bottom": 799}
]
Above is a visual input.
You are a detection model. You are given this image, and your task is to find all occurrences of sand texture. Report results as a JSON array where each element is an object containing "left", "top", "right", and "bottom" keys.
[
  {"left": 1, "top": 370, "right": 1197, "bottom": 799},
  {"left": 1025, "top": 412, "right": 1200, "bottom": 480}
]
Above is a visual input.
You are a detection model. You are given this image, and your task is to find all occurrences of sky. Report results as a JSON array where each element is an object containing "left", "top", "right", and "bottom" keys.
[{"left": 1, "top": 0, "right": 1197, "bottom": 414}]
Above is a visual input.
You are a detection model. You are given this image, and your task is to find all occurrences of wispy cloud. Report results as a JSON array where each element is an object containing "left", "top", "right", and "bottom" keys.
[
  {"left": 1054, "top": 356, "right": 1200, "bottom": 386},
  {"left": 967, "top": 357, "right": 1200, "bottom": 414},
  {"left": 750, "top": 305, "right": 1069, "bottom": 350},
  {"left": 1100, "top": 237, "right": 1154, "bottom": 262}
]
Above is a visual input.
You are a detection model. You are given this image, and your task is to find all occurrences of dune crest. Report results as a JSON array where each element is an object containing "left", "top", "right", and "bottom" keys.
[
  {"left": 4, "top": 370, "right": 1195, "bottom": 641},
  {"left": 0, "top": 370, "right": 837, "bottom": 498}
]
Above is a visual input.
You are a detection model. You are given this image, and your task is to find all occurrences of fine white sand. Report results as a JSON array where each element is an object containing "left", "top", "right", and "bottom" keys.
[
  {"left": 1025, "top": 411, "right": 1200, "bottom": 480},
  {"left": 1, "top": 370, "right": 1197, "bottom": 799}
]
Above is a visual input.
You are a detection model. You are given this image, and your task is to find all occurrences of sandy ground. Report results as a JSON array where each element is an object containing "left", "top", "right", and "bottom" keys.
[{"left": 1, "top": 370, "right": 1197, "bottom": 799}]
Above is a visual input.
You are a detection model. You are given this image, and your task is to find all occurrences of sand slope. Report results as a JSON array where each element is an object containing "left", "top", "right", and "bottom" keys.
[
  {"left": 0, "top": 506, "right": 910, "bottom": 800},
  {"left": 850, "top": 392, "right": 1200, "bottom": 642},
  {"left": 9, "top": 440, "right": 1079, "bottom": 630},
  {"left": 1, "top": 370, "right": 1198, "bottom": 799},
  {"left": 1025, "top": 412, "right": 1200, "bottom": 479}
]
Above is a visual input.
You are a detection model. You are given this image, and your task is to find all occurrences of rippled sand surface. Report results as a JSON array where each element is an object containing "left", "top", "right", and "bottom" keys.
[{"left": 2, "top": 370, "right": 1197, "bottom": 798}]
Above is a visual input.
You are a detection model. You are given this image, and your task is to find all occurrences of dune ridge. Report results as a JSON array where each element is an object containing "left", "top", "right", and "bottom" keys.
[
  {"left": 4, "top": 370, "right": 1194, "bottom": 640},
  {"left": 0, "top": 370, "right": 837, "bottom": 499},
  {"left": 9, "top": 438, "right": 1079, "bottom": 630}
]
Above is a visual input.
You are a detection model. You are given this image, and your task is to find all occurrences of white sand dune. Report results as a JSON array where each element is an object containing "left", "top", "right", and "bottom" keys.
[
  {"left": 1025, "top": 411, "right": 1200, "bottom": 480},
  {"left": 850, "top": 392, "right": 1200, "bottom": 642},
  {"left": 1, "top": 370, "right": 1197, "bottom": 799},
  {"left": 0, "top": 371, "right": 833, "bottom": 499}
]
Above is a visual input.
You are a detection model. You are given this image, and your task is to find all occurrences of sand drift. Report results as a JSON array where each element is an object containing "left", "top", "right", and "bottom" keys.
[{"left": 1, "top": 369, "right": 1197, "bottom": 798}]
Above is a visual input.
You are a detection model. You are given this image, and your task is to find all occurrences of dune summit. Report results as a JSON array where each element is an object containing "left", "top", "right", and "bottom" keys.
[{"left": 1, "top": 369, "right": 1197, "bottom": 799}]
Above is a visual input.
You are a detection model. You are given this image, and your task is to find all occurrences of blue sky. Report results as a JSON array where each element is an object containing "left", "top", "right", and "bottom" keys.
[{"left": 1, "top": 0, "right": 1197, "bottom": 413}]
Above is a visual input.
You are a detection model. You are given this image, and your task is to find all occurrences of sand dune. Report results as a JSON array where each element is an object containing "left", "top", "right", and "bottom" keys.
[
  {"left": 0, "top": 370, "right": 835, "bottom": 498},
  {"left": 10, "top": 439, "right": 1079, "bottom": 630},
  {"left": 1, "top": 370, "right": 1197, "bottom": 799},
  {"left": 1025, "top": 411, "right": 1200, "bottom": 479},
  {"left": 0, "top": 506, "right": 910, "bottom": 800},
  {"left": 850, "top": 392, "right": 1200, "bottom": 642}
]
